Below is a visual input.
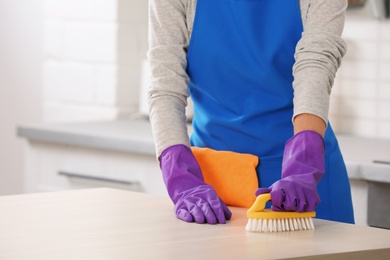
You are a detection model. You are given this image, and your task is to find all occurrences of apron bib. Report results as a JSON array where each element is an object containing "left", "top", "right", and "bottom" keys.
[{"left": 187, "top": 0, "right": 354, "bottom": 223}]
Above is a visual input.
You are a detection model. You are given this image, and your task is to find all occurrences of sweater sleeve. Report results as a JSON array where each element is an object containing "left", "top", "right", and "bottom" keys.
[
  {"left": 147, "top": 0, "right": 192, "bottom": 158},
  {"left": 292, "top": 0, "right": 348, "bottom": 124}
]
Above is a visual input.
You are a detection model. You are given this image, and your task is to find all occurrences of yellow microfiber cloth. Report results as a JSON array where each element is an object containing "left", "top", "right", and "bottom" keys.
[{"left": 191, "top": 147, "right": 259, "bottom": 208}]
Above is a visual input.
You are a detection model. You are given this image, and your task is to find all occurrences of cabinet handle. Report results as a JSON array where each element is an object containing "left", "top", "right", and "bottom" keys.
[
  {"left": 373, "top": 160, "right": 390, "bottom": 165},
  {"left": 58, "top": 171, "right": 140, "bottom": 186}
]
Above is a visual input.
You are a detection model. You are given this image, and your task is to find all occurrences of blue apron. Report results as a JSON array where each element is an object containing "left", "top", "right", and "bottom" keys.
[{"left": 187, "top": 0, "right": 354, "bottom": 223}]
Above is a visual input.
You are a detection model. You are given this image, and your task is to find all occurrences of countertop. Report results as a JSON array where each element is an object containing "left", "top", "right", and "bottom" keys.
[
  {"left": 17, "top": 116, "right": 157, "bottom": 156},
  {"left": 1, "top": 188, "right": 390, "bottom": 259},
  {"left": 17, "top": 117, "right": 390, "bottom": 183},
  {"left": 337, "top": 134, "right": 390, "bottom": 184}
]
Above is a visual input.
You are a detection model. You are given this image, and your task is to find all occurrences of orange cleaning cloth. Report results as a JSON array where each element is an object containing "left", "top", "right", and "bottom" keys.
[{"left": 191, "top": 147, "right": 259, "bottom": 208}]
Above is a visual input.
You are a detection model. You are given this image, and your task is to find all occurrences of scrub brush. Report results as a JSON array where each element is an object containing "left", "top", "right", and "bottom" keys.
[{"left": 246, "top": 193, "right": 316, "bottom": 232}]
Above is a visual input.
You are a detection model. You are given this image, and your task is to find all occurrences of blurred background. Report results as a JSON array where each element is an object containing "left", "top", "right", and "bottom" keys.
[
  {"left": 1, "top": 0, "right": 148, "bottom": 195},
  {"left": 1, "top": 0, "right": 44, "bottom": 195}
]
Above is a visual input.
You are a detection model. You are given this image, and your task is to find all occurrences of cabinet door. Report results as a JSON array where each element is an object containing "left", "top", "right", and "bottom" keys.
[{"left": 24, "top": 141, "right": 167, "bottom": 196}]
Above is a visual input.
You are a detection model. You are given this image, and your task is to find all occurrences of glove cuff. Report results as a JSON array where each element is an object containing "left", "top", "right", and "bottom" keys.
[
  {"left": 283, "top": 130, "right": 325, "bottom": 183},
  {"left": 286, "top": 130, "right": 325, "bottom": 155},
  {"left": 159, "top": 144, "right": 204, "bottom": 182}
]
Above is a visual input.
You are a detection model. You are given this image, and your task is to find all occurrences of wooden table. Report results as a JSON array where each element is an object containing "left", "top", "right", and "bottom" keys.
[{"left": 1, "top": 188, "right": 389, "bottom": 259}]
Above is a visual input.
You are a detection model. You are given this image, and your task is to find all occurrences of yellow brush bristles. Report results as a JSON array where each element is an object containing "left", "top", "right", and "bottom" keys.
[{"left": 246, "top": 193, "right": 316, "bottom": 233}]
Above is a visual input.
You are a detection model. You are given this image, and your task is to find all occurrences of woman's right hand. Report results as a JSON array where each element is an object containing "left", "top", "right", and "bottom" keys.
[{"left": 160, "top": 144, "right": 232, "bottom": 224}]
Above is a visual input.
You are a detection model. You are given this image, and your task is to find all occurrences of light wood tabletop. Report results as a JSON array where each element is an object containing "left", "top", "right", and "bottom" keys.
[{"left": 0, "top": 188, "right": 389, "bottom": 259}]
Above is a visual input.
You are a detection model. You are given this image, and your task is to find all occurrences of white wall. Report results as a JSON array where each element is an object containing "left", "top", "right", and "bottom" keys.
[
  {"left": 42, "top": 0, "right": 148, "bottom": 123},
  {"left": 0, "top": 0, "right": 43, "bottom": 195},
  {"left": 330, "top": 4, "right": 390, "bottom": 140}
]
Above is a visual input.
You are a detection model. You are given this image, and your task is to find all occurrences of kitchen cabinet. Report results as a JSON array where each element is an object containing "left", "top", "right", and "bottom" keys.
[
  {"left": 17, "top": 117, "right": 167, "bottom": 196},
  {"left": 337, "top": 134, "right": 390, "bottom": 228},
  {"left": 1, "top": 188, "right": 390, "bottom": 259}
]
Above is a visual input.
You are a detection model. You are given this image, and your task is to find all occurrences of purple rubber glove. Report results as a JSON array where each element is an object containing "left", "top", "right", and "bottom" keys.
[
  {"left": 160, "top": 144, "right": 232, "bottom": 224},
  {"left": 256, "top": 130, "right": 325, "bottom": 212}
]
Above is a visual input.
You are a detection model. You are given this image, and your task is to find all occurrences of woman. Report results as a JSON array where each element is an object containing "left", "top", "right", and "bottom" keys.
[{"left": 147, "top": 0, "right": 355, "bottom": 224}]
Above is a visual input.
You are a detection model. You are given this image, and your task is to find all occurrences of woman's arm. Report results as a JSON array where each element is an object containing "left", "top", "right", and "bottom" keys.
[
  {"left": 294, "top": 113, "right": 326, "bottom": 136},
  {"left": 148, "top": 0, "right": 192, "bottom": 158},
  {"left": 293, "top": 0, "right": 348, "bottom": 136}
]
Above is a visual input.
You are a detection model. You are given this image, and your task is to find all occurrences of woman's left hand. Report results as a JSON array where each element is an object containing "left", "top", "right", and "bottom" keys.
[{"left": 256, "top": 130, "right": 325, "bottom": 212}]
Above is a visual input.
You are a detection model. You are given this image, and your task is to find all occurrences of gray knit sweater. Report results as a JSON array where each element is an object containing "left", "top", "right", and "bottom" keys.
[{"left": 148, "top": 0, "right": 348, "bottom": 157}]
